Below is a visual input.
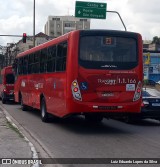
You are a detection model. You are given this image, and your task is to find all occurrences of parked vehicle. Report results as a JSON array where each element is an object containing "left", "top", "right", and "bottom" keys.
[
  {"left": 144, "top": 79, "right": 156, "bottom": 86},
  {"left": 125, "top": 87, "right": 160, "bottom": 123},
  {"left": 156, "top": 80, "right": 160, "bottom": 84},
  {"left": 141, "top": 87, "right": 160, "bottom": 120},
  {"left": 0, "top": 66, "right": 15, "bottom": 104}
]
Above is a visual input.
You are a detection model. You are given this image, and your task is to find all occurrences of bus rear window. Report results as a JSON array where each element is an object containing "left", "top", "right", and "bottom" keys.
[
  {"left": 6, "top": 74, "right": 15, "bottom": 84},
  {"left": 79, "top": 36, "right": 137, "bottom": 70}
]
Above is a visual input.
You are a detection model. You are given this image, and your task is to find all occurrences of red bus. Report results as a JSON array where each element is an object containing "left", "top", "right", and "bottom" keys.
[
  {"left": 0, "top": 66, "right": 15, "bottom": 104},
  {"left": 13, "top": 30, "right": 143, "bottom": 122}
]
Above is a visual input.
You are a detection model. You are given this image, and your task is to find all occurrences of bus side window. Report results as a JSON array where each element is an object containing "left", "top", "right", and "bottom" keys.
[
  {"left": 23, "top": 56, "right": 28, "bottom": 74},
  {"left": 56, "top": 42, "right": 67, "bottom": 72},
  {"left": 40, "top": 49, "right": 47, "bottom": 73},
  {"left": 34, "top": 52, "right": 40, "bottom": 73},
  {"left": 6, "top": 73, "right": 15, "bottom": 84},
  {"left": 18, "top": 58, "right": 23, "bottom": 75},
  {"left": 28, "top": 54, "right": 35, "bottom": 74},
  {"left": 47, "top": 46, "right": 56, "bottom": 72}
]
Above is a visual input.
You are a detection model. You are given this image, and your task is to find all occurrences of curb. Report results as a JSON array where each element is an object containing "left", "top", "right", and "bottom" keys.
[{"left": 0, "top": 105, "right": 39, "bottom": 167}]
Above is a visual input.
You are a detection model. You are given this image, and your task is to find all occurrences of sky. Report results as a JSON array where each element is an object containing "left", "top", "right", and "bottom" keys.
[{"left": 0, "top": 0, "right": 160, "bottom": 46}]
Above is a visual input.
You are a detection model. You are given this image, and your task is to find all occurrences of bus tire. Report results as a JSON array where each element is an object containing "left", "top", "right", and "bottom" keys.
[
  {"left": 41, "top": 98, "right": 49, "bottom": 122},
  {"left": 20, "top": 96, "right": 28, "bottom": 111},
  {"left": 85, "top": 114, "right": 103, "bottom": 123}
]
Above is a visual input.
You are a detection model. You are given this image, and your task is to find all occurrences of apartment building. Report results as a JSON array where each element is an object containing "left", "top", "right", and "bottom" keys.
[{"left": 44, "top": 16, "right": 90, "bottom": 37}]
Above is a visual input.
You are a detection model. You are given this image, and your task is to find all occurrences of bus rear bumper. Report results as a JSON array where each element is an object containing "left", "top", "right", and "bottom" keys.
[{"left": 66, "top": 101, "right": 141, "bottom": 117}]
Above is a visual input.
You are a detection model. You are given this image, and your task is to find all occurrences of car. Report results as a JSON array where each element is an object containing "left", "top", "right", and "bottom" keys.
[
  {"left": 141, "top": 87, "right": 160, "bottom": 120},
  {"left": 125, "top": 87, "right": 160, "bottom": 123},
  {"left": 144, "top": 79, "right": 156, "bottom": 86},
  {"left": 156, "top": 80, "right": 160, "bottom": 84}
]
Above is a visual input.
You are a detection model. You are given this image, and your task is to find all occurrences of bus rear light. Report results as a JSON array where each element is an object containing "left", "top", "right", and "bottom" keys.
[
  {"left": 133, "top": 81, "right": 142, "bottom": 101},
  {"left": 73, "top": 87, "right": 78, "bottom": 92},
  {"left": 137, "top": 88, "right": 141, "bottom": 93},
  {"left": 71, "top": 80, "right": 82, "bottom": 101},
  {"left": 72, "top": 82, "right": 77, "bottom": 86}
]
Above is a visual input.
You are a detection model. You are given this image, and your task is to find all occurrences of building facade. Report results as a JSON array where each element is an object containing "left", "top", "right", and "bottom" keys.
[
  {"left": 44, "top": 16, "right": 90, "bottom": 37},
  {"left": 143, "top": 40, "right": 160, "bottom": 52},
  {"left": 143, "top": 51, "right": 160, "bottom": 82},
  {"left": 2, "top": 32, "right": 50, "bottom": 68}
]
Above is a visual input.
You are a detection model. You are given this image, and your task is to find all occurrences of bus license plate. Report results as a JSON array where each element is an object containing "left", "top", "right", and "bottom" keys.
[{"left": 152, "top": 103, "right": 160, "bottom": 106}]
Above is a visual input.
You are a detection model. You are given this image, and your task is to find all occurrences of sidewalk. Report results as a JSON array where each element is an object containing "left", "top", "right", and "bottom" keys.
[{"left": 0, "top": 108, "right": 32, "bottom": 166}]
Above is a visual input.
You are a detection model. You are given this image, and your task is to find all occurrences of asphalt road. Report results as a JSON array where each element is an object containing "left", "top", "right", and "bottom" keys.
[{"left": 1, "top": 101, "right": 160, "bottom": 167}]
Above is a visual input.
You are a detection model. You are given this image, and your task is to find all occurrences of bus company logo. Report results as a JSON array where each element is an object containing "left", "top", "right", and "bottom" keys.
[
  {"left": 98, "top": 79, "right": 116, "bottom": 85},
  {"left": 101, "top": 65, "right": 117, "bottom": 68},
  {"left": 98, "top": 78, "right": 137, "bottom": 85}
]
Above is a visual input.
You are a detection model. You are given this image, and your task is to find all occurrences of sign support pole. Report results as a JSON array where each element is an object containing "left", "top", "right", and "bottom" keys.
[{"left": 107, "top": 11, "right": 127, "bottom": 31}]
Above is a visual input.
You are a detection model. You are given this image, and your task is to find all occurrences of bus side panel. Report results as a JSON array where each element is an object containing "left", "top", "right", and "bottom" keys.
[
  {"left": 45, "top": 73, "right": 67, "bottom": 117},
  {"left": 27, "top": 74, "right": 38, "bottom": 109},
  {"left": 138, "top": 34, "right": 143, "bottom": 83},
  {"left": 14, "top": 75, "right": 27, "bottom": 103},
  {"left": 21, "top": 74, "right": 47, "bottom": 110},
  {"left": 137, "top": 34, "right": 143, "bottom": 111},
  {"left": 65, "top": 31, "right": 80, "bottom": 115},
  {"left": 24, "top": 72, "right": 67, "bottom": 117}
]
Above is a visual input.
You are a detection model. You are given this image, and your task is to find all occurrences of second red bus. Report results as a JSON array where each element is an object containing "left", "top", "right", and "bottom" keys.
[{"left": 0, "top": 66, "right": 15, "bottom": 104}]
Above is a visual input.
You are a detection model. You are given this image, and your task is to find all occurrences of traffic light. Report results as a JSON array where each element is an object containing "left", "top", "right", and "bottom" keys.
[{"left": 22, "top": 33, "right": 27, "bottom": 43}]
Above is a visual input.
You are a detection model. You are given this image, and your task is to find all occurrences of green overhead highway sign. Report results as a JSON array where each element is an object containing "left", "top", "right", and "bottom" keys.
[{"left": 75, "top": 1, "right": 107, "bottom": 19}]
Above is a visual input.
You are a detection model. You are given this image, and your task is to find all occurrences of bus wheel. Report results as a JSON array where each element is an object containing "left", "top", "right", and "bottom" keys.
[
  {"left": 41, "top": 98, "right": 49, "bottom": 122},
  {"left": 20, "top": 97, "right": 27, "bottom": 111},
  {"left": 85, "top": 114, "right": 103, "bottom": 123}
]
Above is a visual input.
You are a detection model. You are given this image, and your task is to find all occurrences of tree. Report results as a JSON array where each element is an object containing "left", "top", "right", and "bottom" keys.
[{"left": 152, "top": 36, "right": 160, "bottom": 44}]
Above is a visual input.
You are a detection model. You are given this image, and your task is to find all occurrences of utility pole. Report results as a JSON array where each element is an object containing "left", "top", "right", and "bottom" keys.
[{"left": 33, "top": 0, "right": 35, "bottom": 47}]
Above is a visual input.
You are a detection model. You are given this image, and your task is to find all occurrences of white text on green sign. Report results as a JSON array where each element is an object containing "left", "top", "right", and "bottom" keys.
[{"left": 75, "top": 1, "right": 107, "bottom": 19}]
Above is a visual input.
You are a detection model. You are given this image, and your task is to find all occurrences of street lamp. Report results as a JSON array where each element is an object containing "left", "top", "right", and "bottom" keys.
[{"left": 33, "top": 0, "right": 35, "bottom": 47}]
